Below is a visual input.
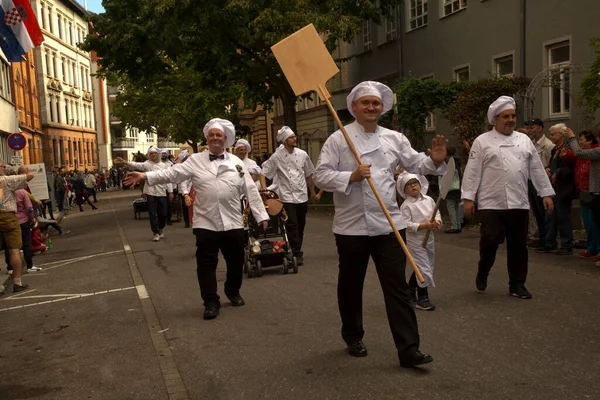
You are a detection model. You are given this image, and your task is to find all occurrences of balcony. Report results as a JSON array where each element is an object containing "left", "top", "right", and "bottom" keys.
[
  {"left": 112, "top": 138, "right": 136, "bottom": 149},
  {"left": 157, "top": 140, "right": 179, "bottom": 149}
]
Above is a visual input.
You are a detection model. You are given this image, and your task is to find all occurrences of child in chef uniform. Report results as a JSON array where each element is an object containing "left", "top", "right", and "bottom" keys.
[{"left": 397, "top": 172, "right": 441, "bottom": 311}]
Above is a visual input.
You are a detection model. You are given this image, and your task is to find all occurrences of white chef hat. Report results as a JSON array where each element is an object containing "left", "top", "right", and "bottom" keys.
[
  {"left": 346, "top": 81, "right": 394, "bottom": 118},
  {"left": 203, "top": 118, "right": 236, "bottom": 147},
  {"left": 487, "top": 96, "right": 516, "bottom": 125},
  {"left": 177, "top": 149, "right": 189, "bottom": 162},
  {"left": 147, "top": 146, "right": 160, "bottom": 157},
  {"left": 396, "top": 172, "right": 429, "bottom": 199},
  {"left": 235, "top": 139, "right": 251, "bottom": 153},
  {"left": 277, "top": 126, "right": 295, "bottom": 143},
  {"left": 248, "top": 165, "right": 262, "bottom": 175}
]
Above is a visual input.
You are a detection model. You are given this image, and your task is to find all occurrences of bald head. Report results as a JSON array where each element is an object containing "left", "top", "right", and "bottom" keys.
[{"left": 17, "top": 165, "right": 29, "bottom": 174}]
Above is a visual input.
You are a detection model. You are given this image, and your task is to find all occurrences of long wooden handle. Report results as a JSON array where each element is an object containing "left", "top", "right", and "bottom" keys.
[
  {"left": 422, "top": 197, "right": 442, "bottom": 248},
  {"left": 317, "top": 85, "right": 424, "bottom": 283}
]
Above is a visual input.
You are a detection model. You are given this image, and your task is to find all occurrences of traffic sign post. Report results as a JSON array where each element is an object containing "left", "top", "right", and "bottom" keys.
[{"left": 7, "top": 133, "right": 26, "bottom": 151}]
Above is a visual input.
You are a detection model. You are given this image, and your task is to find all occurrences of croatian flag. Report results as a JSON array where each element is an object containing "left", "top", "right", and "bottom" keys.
[{"left": 0, "top": 0, "right": 44, "bottom": 62}]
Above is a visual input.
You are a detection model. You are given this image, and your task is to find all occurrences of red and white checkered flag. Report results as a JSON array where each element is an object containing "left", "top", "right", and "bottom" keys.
[{"left": 3, "top": 7, "right": 23, "bottom": 27}]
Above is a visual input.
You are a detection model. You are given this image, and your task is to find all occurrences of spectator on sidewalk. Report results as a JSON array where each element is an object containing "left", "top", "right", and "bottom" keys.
[
  {"left": 536, "top": 123, "right": 576, "bottom": 255},
  {"left": 571, "top": 131, "right": 600, "bottom": 259},
  {"left": 0, "top": 161, "right": 35, "bottom": 292},
  {"left": 54, "top": 170, "right": 67, "bottom": 212},
  {"left": 30, "top": 220, "right": 48, "bottom": 254},
  {"left": 525, "top": 118, "right": 555, "bottom": 249},
  {"left": 85, "top": 170, "right": 98, "bottom": 202},
  {"left": 442, "top": 147, "right": 463, "bottom": 233},
  {"left": 5, "top": 187, "right": 39, "bottom": 274}
]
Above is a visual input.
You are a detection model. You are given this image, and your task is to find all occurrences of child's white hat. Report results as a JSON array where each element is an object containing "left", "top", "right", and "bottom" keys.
[{"left": 396, "top": 172, "right": 429, "bottom": 199}]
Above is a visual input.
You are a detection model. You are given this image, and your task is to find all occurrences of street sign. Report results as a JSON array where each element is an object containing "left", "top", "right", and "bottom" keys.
[
  {"left": 10, "top": 155, "right": 23, "bottom": 165},
  {"left": 7, "top": 133, "right": 26, "bottom": 151}
]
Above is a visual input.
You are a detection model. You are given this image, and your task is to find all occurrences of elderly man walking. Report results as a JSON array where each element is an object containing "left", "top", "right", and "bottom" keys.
[
  {"left": 314, "top": 81, "right": 448, "bottom": 368},
  {"left": 124, "top": 118, "right": 269, "bottom": 320},
  {"left": 0, "top": 161, "right": 34, "bottom": 292},
  {"left": 115, "top": 147, "right": 173, "bottom": 241},
  {"left": 462, "top": 96, "right": 555, "bottom": 300},
  {"left": 261, "top": 126, "right": 316, "bottom": 266}
]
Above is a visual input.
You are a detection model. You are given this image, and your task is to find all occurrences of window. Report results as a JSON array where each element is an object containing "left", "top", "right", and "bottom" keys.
[
  {"left": 65, "top": 100, "right": 69, "bottom": 124},
  {"left": 81, "top": 66, "right": 85, "bottom": 90},
  {"left": 45, "top": 51, "right": 51, "bottom": 76},
  {"left": 53, "top": 52, "right": 58, "bottom": 78},
  {"left": 48, "top": 95, "right": 54, "bottom": 122},
  {"left": 55, "top": 96, "right": 60, "bottom": 122},
  {"left": 408, "top": 0, "right": 428, "bottom": 30},
  {"left": 494, "top": 54, "right": 514, "bottom": 77},
  {"left": 454, "top": 65, "right": 470, "bottom": 82},
  {"left": 442, "top": 0, "right": 467, "bottom": 17},
  {"left": 548, "top": 42, "right": 570, "bottom": 116},
  {"left": 57, "top": 14, "right": 62, "bottom": 39},
  {"left": 40, "top": 2, "right": 46, "bottom": 29},
  {"left": 129, "top": 127, "right": 139, "bottom": 139},
  {"left": 0, "top": 59, "right": 12, "bottom": 101},
  {"left": 62, "top": 58, "right": 66, "bottom": 82},
  {"left": 68, "top": 22, "right": 73, "bottom": 45},
  {"left": 72, "top": 63, "right": 77, "bottom": 87},
  {"left": 385, "top": 8, "right": 397, "bottom": 41},
  {"left": 422, "top": 76, "right": 435, "bottom": 131},
  {"left": 362, "top": 21, "right": 372, "bottom": 51}
]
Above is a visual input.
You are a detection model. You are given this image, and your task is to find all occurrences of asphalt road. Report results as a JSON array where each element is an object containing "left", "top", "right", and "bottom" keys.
[{"left": 1, "top": 189, "right": 598, "bottom": 400}]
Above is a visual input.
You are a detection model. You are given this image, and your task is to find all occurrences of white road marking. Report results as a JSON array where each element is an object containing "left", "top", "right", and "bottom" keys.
[
  {"left": 2, "top": 288, "right": 37, "bottom": 299},
  {"left": 136, "top": 284, "right": 149, "bottom": 299},
  {"left": 124, "top": 244, "right": 131, "bottom": 252},
  {"left": 0, "top": 286, "right": 136, "bottom": 312},
  {"left": 35, "top": 250, "right": 125, "bottom": 269}
]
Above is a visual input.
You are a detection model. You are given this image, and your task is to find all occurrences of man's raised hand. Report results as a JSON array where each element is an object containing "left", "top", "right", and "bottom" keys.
[
  {"left": 429, "top": 135, "right": 448, "bottom": 166},
  {"left": 123, "top": 171, "right": 146, "bottom": 187},
  {"left": 113, "top": 157, "right": 126, "bottom": 165}
]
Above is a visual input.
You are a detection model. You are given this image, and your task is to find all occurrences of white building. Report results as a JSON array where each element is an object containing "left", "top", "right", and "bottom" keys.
[{"left": 32, "top": 0, "right": 98, "bottom": 171}]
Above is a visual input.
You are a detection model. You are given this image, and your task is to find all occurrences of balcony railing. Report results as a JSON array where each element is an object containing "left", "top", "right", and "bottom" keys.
[
  {"left": 157, "top": 140, "right": 179, "bottom": 148},
  {"left": 112, "top": 138, "right": 136, "bottom": 149}
]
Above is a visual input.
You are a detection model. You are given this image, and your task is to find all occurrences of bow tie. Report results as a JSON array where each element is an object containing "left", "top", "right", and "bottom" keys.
[{"left": 209, "top": 153, "right": 225, "bottom": 161}]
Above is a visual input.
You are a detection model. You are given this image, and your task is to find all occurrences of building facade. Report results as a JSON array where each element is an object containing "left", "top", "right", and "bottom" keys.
[
  {"left": 0, "top": 51, "right": 18, "bottom": 163},
  {"left": 10, "top": 49, "right": 44, "bottom": 165},
  {"left": 33, "top": 0, "right": 98, "bottom": 171}
]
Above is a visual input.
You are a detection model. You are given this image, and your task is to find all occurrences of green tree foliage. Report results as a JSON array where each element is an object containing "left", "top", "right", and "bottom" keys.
[
  {"left": 447, "top": 76, "right": 530, "bottom": 145},
  {"left": 81, "top": 0, "right": 402, "bottom": 136},
  {"left": 393, "top": 78, "right": 465, "bottom": 149},
  {"left": 578, "top": 38, "right": 600, "bottom": 125}
]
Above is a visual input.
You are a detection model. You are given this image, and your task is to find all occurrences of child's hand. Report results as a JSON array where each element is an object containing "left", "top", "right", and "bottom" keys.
[
  {"left": 423, "top": 221, "right": 436, "bottom": 230},
  {"left": 434, "top": 220, "right": 442, "bottom": 230}
]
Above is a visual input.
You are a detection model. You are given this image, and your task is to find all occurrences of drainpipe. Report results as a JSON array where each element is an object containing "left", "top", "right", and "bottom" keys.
[
  {"left": 398, "top": 5, "right": 405, "bottom": 81},
  {"left": 520, "top": 0, "right": 527, "bottom": 121}
]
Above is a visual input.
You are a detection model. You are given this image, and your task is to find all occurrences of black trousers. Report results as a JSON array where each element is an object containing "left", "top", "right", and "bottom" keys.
[
  {"left": 193, "top": 228, "right": 245, "bottom": 306},
  {"left": 478, "top": 209, "right": 529, "bottom": 284},
  {"left": 334, "top": 231, "right": 420, "bottom": 356},
  {"left": 283, "top": 202, "right": 308, "bottom": 256},
  {"left": 146, "top": 195, "right": 167, "bottom": 234},
  {"left": 528, "top": 182, "right": 547, "bottom": 247},
  {"left": 180, "top": 193, "right": 189, "bottom": 225}
]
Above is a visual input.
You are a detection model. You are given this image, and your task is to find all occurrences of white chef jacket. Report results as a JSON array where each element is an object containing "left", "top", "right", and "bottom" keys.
[
  {"left": 261, "top": 147, "right": 315, "bottom": 204},
  {"left": 461, "top": 129, "right": 555, "bottom": 210},
  {"left": 179, "top": 179, "right": 192, "bottom": 195},
  {"left": 400, "top": 194, "right": 441, "bottom": 288},
  {"left": 127, "top": 160, "right": 173, "bottom": 197},
  {"left": 146, "top": 151, "right": 269, "bottom": 231},
  {"left": 242, "top": 157, "right": 257, "bottom": 169},
  {"left": 313, "top": 122, "right": 447, "bottom": 236},
  {"left": 534, "top": 135, "right": 555, "bottom": 167}
]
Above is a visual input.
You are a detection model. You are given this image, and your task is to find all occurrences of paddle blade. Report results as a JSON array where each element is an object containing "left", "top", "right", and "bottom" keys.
[{"left": 271, "top": 24, "right": 339, "bottom": 96}]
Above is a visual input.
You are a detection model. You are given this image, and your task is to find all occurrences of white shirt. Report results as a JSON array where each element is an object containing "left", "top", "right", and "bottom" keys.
[
  {"left": 146, "top": 151, "right": 269, "bottom": 231},
  {"left": 534, "top": 135, "right": 555, "bottom": 167},
  {"left": 461, "top": 129, "right": 555, "bottom": 210},
  {"left": 127, "top": 160, "right": 173, "bottom": 197},
  {"left": 179, "top": 179, "right": 192, "bottom": 195},
  {"left": 242, "top": 157, "right": 257, "bottom": 169},
  {"left": 261, "top": 147, "right": 315, "bottom": 203},
  {"left": 401, "top": 194, "right": 441, "bottom": 234},
  {"left": 313, "top": 122, "right": 447, "bottom": 236}
]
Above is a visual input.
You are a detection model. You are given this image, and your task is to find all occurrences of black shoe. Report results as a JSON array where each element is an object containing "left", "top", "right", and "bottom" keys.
[
  {"left": 445, "top": 229, "right": 461, "bottom": 234},
  {"left": 203, "top": 303, "right": 220, "bottom": 320},
  {"left": 13, "top": 283, "right": 29, "bottom": 292},
  {"left": 509, "top": 283, "right": 532, "bottom": 299},
  {"left": 227, "top": 295, "right": 245, "bottom": 307},
  {"left": 556, "top": 248, "right": 573, "bottom": 256},
  {"left": 475, "top": 273, "right": 488, "bottom": 292},
  {"left": 535, "top": 247, "right": 557, "bottom": 253},
  {"left": 166, "top": 221, "right": 173, "bottom": 226},
  {"left": 184, "top": 223, "right": 190, "bottom": 228},
  {"left": 408, "top": 289, "right": 417, "bottom": 303},
  {"left": 399, "top": 350, "right": 433, "bottom": 368},
  {"left": 295, "top": 255, "right": 304, "bottom": 266},
  {"left": 347, "top": 341, "right": 368, "bottom": 357}
]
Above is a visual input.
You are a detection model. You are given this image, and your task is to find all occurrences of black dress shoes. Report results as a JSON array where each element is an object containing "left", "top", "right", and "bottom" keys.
[
  {"left": 227, "top": 295, "right": 245, "bottom": 307},
  {"left": 399, "top": 350, "right": 433, "bottom": 368},
  {"left": 347, "top": 341, "right": 368, "bottom": 357},
  {"left": 475, "top": 273, "right": 488, "bottom": 292},
  {"left": 203, "top": 303, "right": 220, "bottom": 320}
]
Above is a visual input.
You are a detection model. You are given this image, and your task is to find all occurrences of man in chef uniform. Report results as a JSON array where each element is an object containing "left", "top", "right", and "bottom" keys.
[
  {"left": 124, "top": 118, "right": 269, "bottom": 320},
  {"left": 461, "top": 96, "right": 555, "bottom": 299},
  {"left": 313, "top": 81, "right": 448, "bottom": 368},
  {"left": 261, "top": 126, "right": 317, "bottom": 266}
]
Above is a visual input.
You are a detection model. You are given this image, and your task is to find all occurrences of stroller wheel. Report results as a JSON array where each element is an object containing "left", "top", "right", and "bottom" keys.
[
  {"left": 246, "top": 261, "right": 253, "bottom": 278},
  {"left": 244, "top": 260, "right": 250, "bottom": 274},
  {"left": 292, "top": 257, "right": 299, "bottom": 274},
  {"left": 256, "top": 260, "right": 263, "bottom": 277},
  {"left": 282, "top": 258, "right": 289, "bottom": 274}
]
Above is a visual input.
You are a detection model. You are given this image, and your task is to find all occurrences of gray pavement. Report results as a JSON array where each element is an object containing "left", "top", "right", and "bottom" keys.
[{"left": 1, "top": 189, "right": 599, "bottom": 400}]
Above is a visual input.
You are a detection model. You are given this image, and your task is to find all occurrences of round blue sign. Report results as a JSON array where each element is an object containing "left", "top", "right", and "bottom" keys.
[{"left": 7, "top": 133, "right": 26, "bottom": 151}]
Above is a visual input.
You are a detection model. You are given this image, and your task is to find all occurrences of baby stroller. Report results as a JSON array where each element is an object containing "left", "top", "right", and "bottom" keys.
[{"left": 244, "top": 191, "right": 298, "bottom": 278}]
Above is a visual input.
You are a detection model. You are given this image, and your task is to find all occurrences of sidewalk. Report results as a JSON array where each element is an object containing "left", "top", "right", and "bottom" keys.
[{"left": 1, "top": 189, "right": 598, "bottom": 400}]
